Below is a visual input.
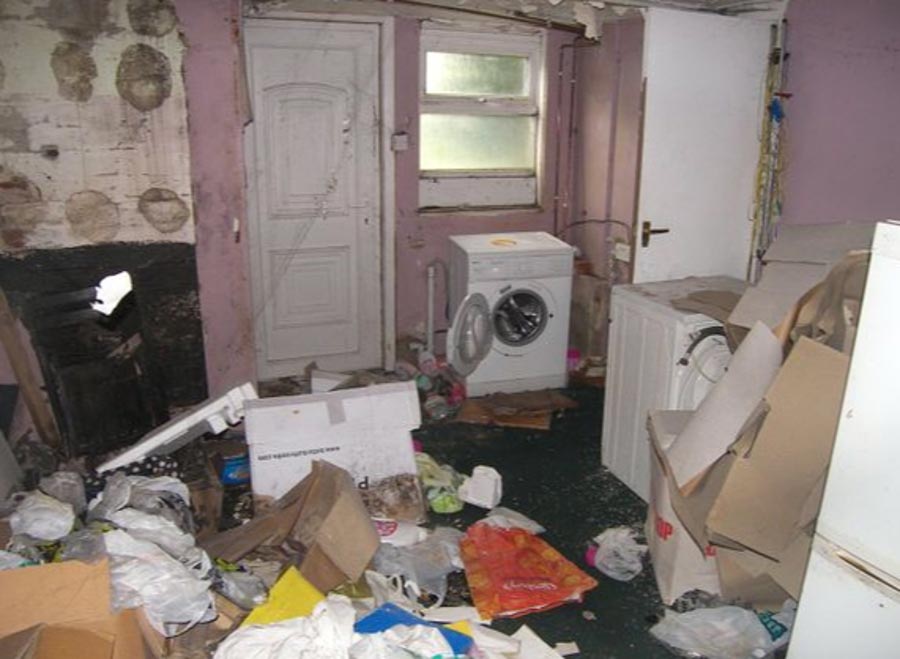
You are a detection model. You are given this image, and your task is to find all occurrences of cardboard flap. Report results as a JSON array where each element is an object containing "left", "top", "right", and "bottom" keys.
[
  {"left": 706, "top": 339, "right": 849, "bottom": 558},
  {"left": 0, "top": 560, "right": 112, "bottom": 638},
  {"left": 716, "top": 532, "right": 812, "bottom": 601},
  {"left": 666, "top": 323, "right": 782, "bottom": 492},
  {"left": 763, "top": 223, "right": 876, "bottom": 265},
  {"left": 716, "top": 553, "right": 791, "bottom": 611},
  {"left": 728, "top": 263, "right": 827, "bottom": 331}
]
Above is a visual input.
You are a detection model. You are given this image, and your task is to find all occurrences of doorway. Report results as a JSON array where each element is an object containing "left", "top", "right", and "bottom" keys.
[{"left": 243, "top": 17, "right": 395, "bottom": 380}]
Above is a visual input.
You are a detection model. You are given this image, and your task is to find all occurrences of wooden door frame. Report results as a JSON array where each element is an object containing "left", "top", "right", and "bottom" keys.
[{"left": 242, "top": 12, "right": 397, "bottom": 373}]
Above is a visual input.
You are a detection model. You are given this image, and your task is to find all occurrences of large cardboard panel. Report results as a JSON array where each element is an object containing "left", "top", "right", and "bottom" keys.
[
  {"left": 762, "top": 223, "right": 876, "bottom": 265},
  {"left": 728, "top": 262, "right": 827, "bottom": 332},
  {"left": 706, "top": 338, "right": 849, "bottom": 559},
  {"left": 664, "top": 322, "right": 782, "bottom": 492}
]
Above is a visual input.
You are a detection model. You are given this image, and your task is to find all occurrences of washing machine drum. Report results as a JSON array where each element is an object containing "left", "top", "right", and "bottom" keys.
[
  {"left": 676, "top": 333, "right": 732, "bottom": 409},
  {"left": 492, "top": 289, "right": 548, "bottom": 347}
]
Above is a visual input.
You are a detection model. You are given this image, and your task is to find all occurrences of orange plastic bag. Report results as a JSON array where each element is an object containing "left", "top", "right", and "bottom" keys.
[{"left": 460, "top": 522, "right": 598, "bottom": 619}]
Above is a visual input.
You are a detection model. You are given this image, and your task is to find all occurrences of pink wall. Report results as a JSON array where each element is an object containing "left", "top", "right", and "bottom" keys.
[
  {"left": 176, "top": 0, "right": 256, "bottom": 394},
  {"left": 781, "top": 0, "right": 900, "bottom": 225},
  {"left": 570, "top": 18, "right": 643, "bottom": 280},
  {"left": 394, "top": 20, "right": 578, "bottom": 341}
]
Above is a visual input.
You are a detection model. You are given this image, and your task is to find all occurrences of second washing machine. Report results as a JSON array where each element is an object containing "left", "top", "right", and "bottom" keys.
[{"left": 447, "top": 232, "right": 574, "bottom": 397}]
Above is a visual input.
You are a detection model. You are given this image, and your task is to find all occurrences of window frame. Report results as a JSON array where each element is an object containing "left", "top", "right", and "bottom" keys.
[{"left": 418, "top": 25, "right": 546, "bottom": 210}]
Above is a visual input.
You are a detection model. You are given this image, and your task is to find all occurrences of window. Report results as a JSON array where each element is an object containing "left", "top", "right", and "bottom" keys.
[{"left": 419, "top": 26, "right": 545, "bottom": 210}]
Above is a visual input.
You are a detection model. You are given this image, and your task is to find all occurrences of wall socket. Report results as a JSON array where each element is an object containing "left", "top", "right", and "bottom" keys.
[{"left": 613, "top": 241, "right": 631, "bottom": 262}]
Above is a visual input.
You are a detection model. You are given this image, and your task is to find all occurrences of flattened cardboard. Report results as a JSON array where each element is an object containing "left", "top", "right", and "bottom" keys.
[
  {"left": 0, "top": 561, "right": 148, "bottom": 659},
  {"left": 716, "top": 552, "right": 790, "bottom": 611},
  {"left": 706, "top": 338, "right": 849, "bottom": 559},
  {"left": 729, "top": 263, "right": 827, "bottom": 333},
  {"left": 762, "top": 222, "right": 876, "bottom": 265},
  {"left": 665, "top": 322, "right": 782, "bottom": 492},
  {"left": 0, "top": 624, "right": 115, "bottom": 659},
  {"left": 716, "top": 532, "right": 812, "bottom": 601}
]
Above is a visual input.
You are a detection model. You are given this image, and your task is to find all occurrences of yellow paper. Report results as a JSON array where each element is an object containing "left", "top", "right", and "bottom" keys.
[
  {"left": 241, "top": 567, "right": 324, "bottom": 627},
  {"left": 446, "top": 620, "right": 473, "bottom": 637}
]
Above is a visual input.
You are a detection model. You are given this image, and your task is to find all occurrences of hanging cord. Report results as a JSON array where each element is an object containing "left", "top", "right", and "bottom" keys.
[{"left": 555, "top": 218, "right": 632, "bottom": 237}]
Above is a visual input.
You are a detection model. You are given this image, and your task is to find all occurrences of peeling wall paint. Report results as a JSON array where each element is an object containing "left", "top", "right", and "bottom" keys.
[{"left": 0, "top": 0, "right": 194, "bottom": 250}]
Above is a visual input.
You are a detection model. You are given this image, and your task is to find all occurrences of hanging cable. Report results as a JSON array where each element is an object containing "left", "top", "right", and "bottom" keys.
[{"left": 555, "top": 218, "right": 632, "bottom": 236}]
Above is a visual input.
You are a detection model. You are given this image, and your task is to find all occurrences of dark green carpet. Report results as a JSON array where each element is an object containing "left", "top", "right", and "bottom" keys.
[{"left": 415, "top": 386, "right": 672, "bottom": 658}]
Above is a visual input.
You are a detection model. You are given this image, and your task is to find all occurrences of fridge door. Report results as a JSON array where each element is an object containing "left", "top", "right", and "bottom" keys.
[
  {"left": 788, "top": 536, "right": 900, "bottom": 658},
  {"left": 814, "top": 222, "right": 900, "bottom": 577}
]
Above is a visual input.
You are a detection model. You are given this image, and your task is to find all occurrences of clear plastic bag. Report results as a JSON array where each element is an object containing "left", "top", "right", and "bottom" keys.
[
  {"left": 649, "top": 606, "right": 774, "bottom": 659},
  {"left": 109, "top": 507, "right": 196, "bottom": 559},
  {"left": 372, "top": 527, "right": 464, "bottom": 607},
  {"left": 587, "top": 526, "right": 648, "bottom": 581},
  {"left": 215, "top": 569, "right": 268, "bottom": 610},
  {"left": 39, "top": 471, "right": 87, "bottom": 515},
  {"left": 9, "top": 491, "right": 75, "bottom": 541},
  {"left": 59, "top": 527, "right": 107, "bottom": 563}
]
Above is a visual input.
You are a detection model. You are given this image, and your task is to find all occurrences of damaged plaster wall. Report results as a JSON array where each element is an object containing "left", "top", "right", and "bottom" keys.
[{"left": 0, "top": 0, "right": 194, "bottom": 250}]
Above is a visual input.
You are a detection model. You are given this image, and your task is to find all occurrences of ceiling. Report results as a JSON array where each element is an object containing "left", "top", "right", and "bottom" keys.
[{"left": 396, "top": 0, "right": 786, "bottom": 34}]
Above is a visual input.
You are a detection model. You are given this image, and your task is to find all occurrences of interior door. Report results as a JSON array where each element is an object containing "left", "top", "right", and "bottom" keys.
[
  {"left": 244, "top": 19, "right": 383, "bottom": 379},
  {"left": 632, "top": 9, "right": 770, "bottom": 283}
]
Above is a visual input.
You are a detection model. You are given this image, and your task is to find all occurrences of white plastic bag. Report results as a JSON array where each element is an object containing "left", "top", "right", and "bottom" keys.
[
  {"left": 9, "top": 491, "right": 75, "bottom": 540},
  {"left": 649, "top": 606, "right": 773, "bottom": 659},
  {"left": 213, "top": 594, "right": 358, "bottom": 659},
  {"left": 484, "top": 507, "right": 546, "bottom": 534},
  {"left": 459, "top": 466, "right": 502, "bottom": 509},
  {"left": 588, "top": 526, "right": 648, "bottom": 581},
  {"left": 40, "top": 471, "right": 87, "bottom": 514},
  {"left": 104, "top": 529, "right": 214, "bottom": 636},
  {"left": 109, "top": 508, "right": 195, "bottom": 559}
]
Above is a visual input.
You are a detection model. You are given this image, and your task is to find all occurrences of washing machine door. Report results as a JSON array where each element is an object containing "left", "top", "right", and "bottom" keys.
[
  {"left": 448, "top": 292, "right": 493, "bottom": 377},
  {"left": 492, "top": 288, "right": 550, "bottom": 347}
]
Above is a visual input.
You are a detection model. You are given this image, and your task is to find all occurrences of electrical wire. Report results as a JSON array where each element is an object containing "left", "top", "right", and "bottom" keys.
[{"left": 555, "top": 218, "right": 633, "bottom": 237}]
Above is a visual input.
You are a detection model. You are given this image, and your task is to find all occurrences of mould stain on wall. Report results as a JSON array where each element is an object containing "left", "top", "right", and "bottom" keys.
[
  {"left": 65, "top": 189, "right": 121, "bottom": 241},
  {"left": 116, "top": 43, "right": 172, "bottom": 111},
  {"left": 50, "top": 41, "right": 98, "bottom": 102},
  {"left": 0, "top": 167, "right": 46, "bottom": 249},
  {"left": 138, "top": 187, "right": 189, "bottom": 233},
  {"left": 127, "top": 0, "right": 177, "bottom": 37},
  {"left": 33, "top": 0, "right": 120, "bottom": 43},
  {"left": 0, "top": 105, "right": 30, "bottom": 152}
]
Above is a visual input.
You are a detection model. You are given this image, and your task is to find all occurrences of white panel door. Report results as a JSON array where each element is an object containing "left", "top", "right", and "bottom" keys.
[
  {"left": 633, "top": 9, "right": 769, "bottom": 283},
  {"left": 245, "top": 20, "right": 382, "bottom": 379}
]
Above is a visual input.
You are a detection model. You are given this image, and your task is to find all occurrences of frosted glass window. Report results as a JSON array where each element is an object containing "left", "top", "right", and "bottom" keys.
[
  {"left": 420, "top": 114, "right": 535, "bottom": 171},
  {"left": 426, "top": 52, "right": 529, "bottom": 97}
]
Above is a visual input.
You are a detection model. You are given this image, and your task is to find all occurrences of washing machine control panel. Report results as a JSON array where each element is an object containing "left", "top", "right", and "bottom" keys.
[{"left": 469, "top": 254, "right": 572, "bottom": 281}]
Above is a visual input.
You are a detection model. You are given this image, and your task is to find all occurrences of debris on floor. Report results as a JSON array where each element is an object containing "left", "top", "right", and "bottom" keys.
[{"left": 456, "top": 390, "right": 578, "bottom": 430}]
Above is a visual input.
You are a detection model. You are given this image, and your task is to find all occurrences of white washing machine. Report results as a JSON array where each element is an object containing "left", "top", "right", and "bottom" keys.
[
  {"left": 602, "top": 276, "right": 746, "bottom": 501},
  {"left": 448, "top": 232, "right": 574, "bottom": 397}
]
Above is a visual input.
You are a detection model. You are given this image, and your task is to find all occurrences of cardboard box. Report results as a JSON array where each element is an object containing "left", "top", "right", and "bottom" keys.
[
  {"left": 246, "top": 381, "right": 424, "bottom": 522},
  {"left": 0, "top": 559, "right": 149, "bottom": 659},
  {"left": 186, "top": 457, "right": 224, "bottom": 541},
  {"left": 650, "top": 338, "right": 849, "bottom": 605},
  {"left": 727, "top": 222, "right": 876, "bottom": 345},
  {"left": 201, "top": 461, "right": 380, "bottom": 594},
  {"left": 646, "top": 410, "right": 721, "bottom": 604}
]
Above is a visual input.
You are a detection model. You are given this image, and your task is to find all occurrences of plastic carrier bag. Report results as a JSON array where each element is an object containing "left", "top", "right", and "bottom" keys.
[{"left": 460, "top": 522, "right": 597, "bottom": 619}]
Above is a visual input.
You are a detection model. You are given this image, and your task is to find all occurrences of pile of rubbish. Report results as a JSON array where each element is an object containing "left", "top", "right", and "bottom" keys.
[{"left": 0, "top": 401, "right": 598, "bottom": 658}]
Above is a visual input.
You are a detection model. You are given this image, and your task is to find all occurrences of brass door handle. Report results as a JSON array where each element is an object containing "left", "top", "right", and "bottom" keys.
[{"left": 641, "top": 220, "right": 670, "bottom": 247}]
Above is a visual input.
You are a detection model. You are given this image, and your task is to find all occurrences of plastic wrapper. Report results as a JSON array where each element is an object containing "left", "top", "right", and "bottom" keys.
[
  {"left": 0, "top": 549, "right": 32, "bottom": 570},
  {"left": 649, "top": 606, "right": 773, "bottom": 659},
  {"left": 586, "top": 526, "right": 648, "bottom": 581},
  {"left": 372, "top": 527, "right": 464, "bottom": 607},
  {"left": 39, "top": 471, "right": 87, "bottom": 514},
  {"left": 216, "top": 568, "right": 268, "bottom": 610},
  {"left": 359, "top": 473, "right": 426, "bottom": 524},
  {"left": 104, "top": 529, "right": 214, "bottom": 636},
  {"left": 484, "top": 507, "right": 546, "bottom": 534},
  {"left": 89, "top": 473, "right": 194, "bottom": 533},
  {"left": 460, "top": 522, "right": 598, "bottom": 619},
  {"left": 9, "top": 490, "right": 75, "bottom": 541},
  {"left": 59, "top": 526, "right": 107, "bottom": 562},
  {"left": 87, "top": 471, "right": 132, "bottom": 522}
]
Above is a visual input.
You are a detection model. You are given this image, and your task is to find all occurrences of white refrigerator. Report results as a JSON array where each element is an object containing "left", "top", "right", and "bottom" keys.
[{"left": 788, "top": 221, "right": 900, "bottom": 657}]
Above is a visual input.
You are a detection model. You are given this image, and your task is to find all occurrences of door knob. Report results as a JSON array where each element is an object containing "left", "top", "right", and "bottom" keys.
[{"left": 641, "top": 220, "right": 671, "bottom": 247}]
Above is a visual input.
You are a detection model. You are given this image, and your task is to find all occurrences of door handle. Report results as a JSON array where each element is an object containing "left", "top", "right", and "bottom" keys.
[{"left": 641, "top": 220, "right": 670, "bottom": 247}]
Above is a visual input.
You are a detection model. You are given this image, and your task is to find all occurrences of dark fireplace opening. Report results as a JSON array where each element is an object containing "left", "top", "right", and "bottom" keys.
[{"left": 0, "top": 242, "right": 208, "bottom": 459}]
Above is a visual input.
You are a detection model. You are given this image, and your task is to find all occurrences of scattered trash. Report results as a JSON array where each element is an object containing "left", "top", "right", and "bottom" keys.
[
  {"left": 373, "top": 527, "right": 464, "bottom": 607},
  {"left": 372, "top": 517, "right": 428, "bottom": 547},
  {"left": 354, "top": 602, "right": 472, "bottom": 656},
  {"left": 649, "top": 606, "right": 774, "bottom": 659},
  {"left": 511, "top": 624, "right": 567, "bottom": 658},
  {"left": 555, "top": 640, "right": 581, "bottom": 656},
  {"left": 9, "top": 490, "right": 75, "bottom": 541},
  {"left": 415, "top": 453, "right": 464, "bottom": 514},
  {"left": 484, "top": 506, "right": 546, "bottom": 534},
  {"left": 460, "top": 522, "right": 597, "bottom": 619},
  {"left": 38, "top": 470, "right": 86, "bottom": 514},
  {"left": 456, "top": 389, "right": 578, "bottom": 430},
  {"left": 459, "top": 465, "right": 502, "bottom": 509},
  {"left": 586, "top": 526, "right": 648, "bottom": 582},
  {"left": 582, "top": 610, "right": 597, "bottom": 621}
]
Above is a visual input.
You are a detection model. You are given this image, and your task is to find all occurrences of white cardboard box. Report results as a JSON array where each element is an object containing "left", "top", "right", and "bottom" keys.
[
  {"left": 245, "top": 381, "right": 421, "bottom": 505},
  {"left": 646, "top": 410, "right": 721, "bottom": 604}
]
